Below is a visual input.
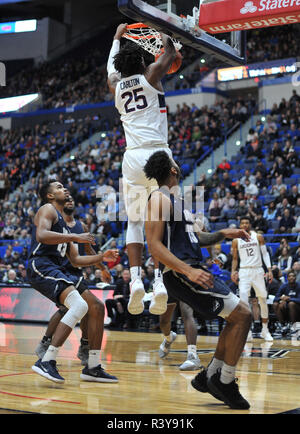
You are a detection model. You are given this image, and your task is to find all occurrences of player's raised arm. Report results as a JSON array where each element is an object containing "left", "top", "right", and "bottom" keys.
[
  {"left": 196, "top": 228, "right": 251, "bottom": 247},
  {"left": 107, "top": 23, "right": 128, "bottom": 94},
  {"left": 145, "top": 33, "right": 177, "bottom": 87}
]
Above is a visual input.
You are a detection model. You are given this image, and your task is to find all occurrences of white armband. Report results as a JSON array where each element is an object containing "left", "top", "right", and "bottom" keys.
[
  {"left": 107, "top": 39, "right": 120, "bottom": 77},
  {"left": 260, "top": 244, "right": 271, "bottom": 269}
]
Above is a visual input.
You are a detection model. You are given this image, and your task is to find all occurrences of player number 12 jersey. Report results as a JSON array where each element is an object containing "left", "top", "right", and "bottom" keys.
[{"left": 237, "top": 231, "right": 262, "bottom": 268}]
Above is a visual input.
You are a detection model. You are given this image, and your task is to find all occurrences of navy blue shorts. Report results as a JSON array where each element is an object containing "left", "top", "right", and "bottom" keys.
[
  {"left": 27, "top": 257, "right": 88, "bottom": 306},
  {"left": 163, "top": 266, "right": 235, "bottom": 320}
]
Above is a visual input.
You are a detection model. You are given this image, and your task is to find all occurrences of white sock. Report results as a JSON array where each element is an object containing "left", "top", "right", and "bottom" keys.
[
  {"left": 42, "top": 345, "right": 59, "bottom": 362},
  {"left": 130, "top": 266, "right": 141, "bottom": 281},
  {"left": 187, "top": 344, "right": 197, "bottom": 356},
  {"left": 207, "top": 357, "right": 223, "bottom": 378},
  {"left": 220, "top": 362, "right": 236, "bottom": 384},
  {"left": 88, "top": 350, "right": 101, "bottom": 369},
  {"left": 262, "top": 322, "right": 268, "bottom": 331},
  {"left": 154, "top": 268, "right": 162, "bottom": 281}
]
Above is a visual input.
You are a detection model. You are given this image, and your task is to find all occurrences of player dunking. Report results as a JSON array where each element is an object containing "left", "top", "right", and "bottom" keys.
[
  {"left": 35, "top": 196, "right": 113, "bottom": 366},
  {"left": 231, "top": 216, "right": 273, "bottom": 342},
  {"left": 107, "top": 23, "right": 177, "bottom": 317},
  {"left": 27, "top": 181, "right": 119, "bottom": 383},
  {"left": 144, "top": 151, "right": 252, "bottom": 410}
]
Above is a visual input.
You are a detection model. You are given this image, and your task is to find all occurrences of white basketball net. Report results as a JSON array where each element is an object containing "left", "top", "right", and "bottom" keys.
[{"left": 122, "top": 23, "right": 182, "bottom": 57}]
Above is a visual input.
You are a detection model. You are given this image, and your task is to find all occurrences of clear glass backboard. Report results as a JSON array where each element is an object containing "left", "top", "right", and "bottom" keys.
[{"left": 118, "top": 0, "right": 247, "bottom": 65}]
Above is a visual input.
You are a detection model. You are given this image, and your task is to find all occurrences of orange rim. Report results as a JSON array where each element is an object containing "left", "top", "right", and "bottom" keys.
[
  {"left": 124, "top": 22, "right": 160, "bottom": 40},
  {"left": 126, "top": 23, "right": 150, "bottom": 29}
]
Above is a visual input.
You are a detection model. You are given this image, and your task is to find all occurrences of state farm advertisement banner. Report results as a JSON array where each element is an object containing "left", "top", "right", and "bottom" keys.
[{"left": 199, "top": 0, "right": 300, "bottom": 33}]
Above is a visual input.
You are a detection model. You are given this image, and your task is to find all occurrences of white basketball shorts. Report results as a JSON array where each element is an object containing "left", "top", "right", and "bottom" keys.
[
  {"left": 122, "top": 146, "right": 172, "bottom": 221},
  {"left": 238, "top": 267, "right": 267, "bottom": 299}
]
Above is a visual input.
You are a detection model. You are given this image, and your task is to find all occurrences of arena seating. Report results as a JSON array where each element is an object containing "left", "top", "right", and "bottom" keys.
[{"left": 1, "top": 24, "right": 300, "bottom": 298}]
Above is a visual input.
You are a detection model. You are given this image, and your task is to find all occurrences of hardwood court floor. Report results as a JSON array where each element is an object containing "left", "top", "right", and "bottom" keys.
[{"left": 0, "top": 322, "right": 300, "bottom": 414}]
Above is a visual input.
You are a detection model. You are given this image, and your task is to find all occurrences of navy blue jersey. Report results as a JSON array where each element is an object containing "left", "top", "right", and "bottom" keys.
[
  {"left": 28, "top": 206, "right": 70, "bottom": 265},
  {"left": 62, "top": 219, "right": 85, "bottom": 274},
  {"left": 161, "top": 192, "right": 203, "bottom": 263}
]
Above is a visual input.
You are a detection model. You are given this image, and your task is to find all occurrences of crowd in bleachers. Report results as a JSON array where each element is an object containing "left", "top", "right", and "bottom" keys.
[
  {"left": 246, "top": 24, "right": 300, "bottom": 63},
  {"left": 1, "top": 22, "right": 299, "bottom": 107},
  {"left": 0, "top": 94, "right": 255, "bottom": 288},
  {"left": 194, "top": 91, "right": 300, "bottom": 284}
]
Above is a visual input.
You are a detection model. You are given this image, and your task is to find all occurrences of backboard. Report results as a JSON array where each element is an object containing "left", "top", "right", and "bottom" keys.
[{"left": 118, "top": 0, "right": 247, "bottom": 65}]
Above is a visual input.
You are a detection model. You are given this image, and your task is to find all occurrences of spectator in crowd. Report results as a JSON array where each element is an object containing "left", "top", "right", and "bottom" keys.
[
  {"left": 271, "top": 175, "right": 287, "bottom": 197},
  {"left": 208, "top": 192, "right": 224, "bottom": 222},
  {"left": 236, "top": 200, "right": 248, "bottom": 221},
  {"left": 104, "top": 268, "right": 137, "bottom": 329},
  {"left": 263, "top": 201, "right": 277, "bottom": 221},
  {"left": 277, "top": 209, "right": 295, "bottom": 235},
  {"left": 292, "top": 262, "right": 300, "bottom": 284},
  {"left": 288, "top": 185, "right": 300, "bottom": 208},
  {"left": 252, "top": 211, "right": 268, "bottom": 233},
  {"left": 244, "top": 178, "right": 258, "bottom": 197},
  {"left": 2, "top": 269, "right": 20, "bottom": 284},
  {"left": 277, "top": 247, "right": 293, "bottom": 275},
  {"left": 273, "top": 270, "right": 300, "bottom": 337}
]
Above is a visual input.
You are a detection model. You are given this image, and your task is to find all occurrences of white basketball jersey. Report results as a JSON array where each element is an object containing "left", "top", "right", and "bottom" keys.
[
  {"left": 115, "top": 74, "right": 168, "bottom": 150},
  {"left": 237, "top": 231, "right": 262, "bottom": 268}
]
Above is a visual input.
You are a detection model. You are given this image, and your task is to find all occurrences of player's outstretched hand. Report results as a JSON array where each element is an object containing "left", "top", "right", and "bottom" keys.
[
  {"left": 102, "top": 249, "right": 119, "bottom": 262},
  {"left": 74, "top": 233, "right": 96, "bottom": 244},
  {"left": 220, "top": 228, "right": 251, "bottom": 241},
  {"left": 186, "top": 267, "right": 214, "bottom": 290}
]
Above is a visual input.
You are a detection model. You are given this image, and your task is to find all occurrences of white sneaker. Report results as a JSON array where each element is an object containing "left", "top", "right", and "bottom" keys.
[
  {"left": 149, "top": 280, "right": 168, "bottom": 315},
  {"left": 179, "top": 353, "right": 202, "bottom": 371},
  {"left": 247, "top": 330, "right": 253, "bottom": 342},
  {"left": 104, "top": 317, "right": 112, "bottom": 326},
  {"left": 127, "top": 279, "right": 145, "bottom": 315},
  {"left": 261, "top": 329, "right": 273, "bottom": 342},
  {"left": 158, "top": 331, "right": 177, "bottom": 358}
]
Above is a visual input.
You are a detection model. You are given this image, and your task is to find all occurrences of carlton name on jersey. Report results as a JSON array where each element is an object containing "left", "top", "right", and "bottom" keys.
[{"left": 120, "top": 77, "right": 140, "bottom": 90}]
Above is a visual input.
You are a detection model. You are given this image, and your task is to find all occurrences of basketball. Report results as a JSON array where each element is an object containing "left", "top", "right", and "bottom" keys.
[{"left": 155, "top": 49, "right": 183, "bottom": 74}]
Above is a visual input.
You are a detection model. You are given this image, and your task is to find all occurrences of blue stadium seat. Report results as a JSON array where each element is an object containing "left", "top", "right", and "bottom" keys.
[
  {"left": 214, "top": 222, "right": 228, "bottom": 230},
  {"left": 0, "top": 246, "right": 6, "bottom": 258},
  {"left": 226, "top": 209, "right": 237, "bottom": 219},
  {"left": 268, "top": 243, "right": 280, "bottom": 257},
  {"left": 180, "top": 163, "right": 191, "bottom": 176},
  {"left": 271, "top": 220, "right": 279, "bottom": 230}
]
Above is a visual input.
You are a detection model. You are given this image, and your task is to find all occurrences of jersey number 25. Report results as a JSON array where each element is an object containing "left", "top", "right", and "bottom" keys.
[{"left": 122, "top": 87, "right": 148, "bottom": 113}]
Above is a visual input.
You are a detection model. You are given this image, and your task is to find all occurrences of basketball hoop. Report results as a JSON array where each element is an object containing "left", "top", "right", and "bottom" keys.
[{"left": 123, "top": 23, "right": 182, "bottom": 57}]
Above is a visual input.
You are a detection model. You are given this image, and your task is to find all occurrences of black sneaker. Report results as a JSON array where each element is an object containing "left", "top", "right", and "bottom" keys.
[
  {"left": 191, "top": 369, "right": 223, "bottom": 402},
  {"left": 80, "top": 364, "right": 118, "bottom": 383},
  {"left": 32, "top": 359, "right": 65, "bottom": 383},
  {"left": 208, "top": 371, "right": 250, "bottom": 410}
]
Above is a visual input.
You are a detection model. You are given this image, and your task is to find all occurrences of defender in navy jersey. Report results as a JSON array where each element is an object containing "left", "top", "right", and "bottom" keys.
[
  {"left": 28, "top": 181, "right": 119, "bottom": 384},
  {"left": 34, "top": 196, "right": 113, "bottom": 367},
  {"left": 144, "top": 151, "right": 252, "bottom": 410}
]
